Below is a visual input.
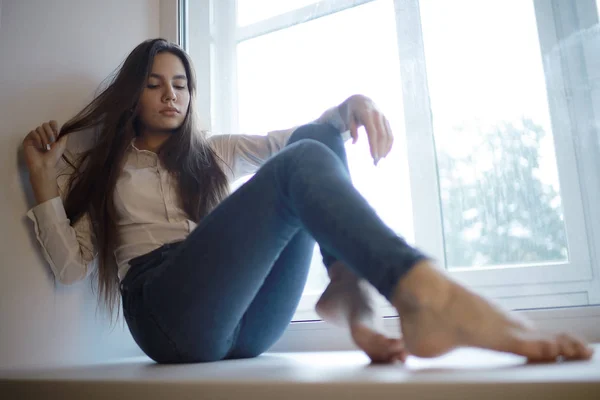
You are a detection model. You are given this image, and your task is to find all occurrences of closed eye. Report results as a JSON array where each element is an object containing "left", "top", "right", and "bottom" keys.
[{"left": 146, "top": 84, "right": 186, "bottom": 90}]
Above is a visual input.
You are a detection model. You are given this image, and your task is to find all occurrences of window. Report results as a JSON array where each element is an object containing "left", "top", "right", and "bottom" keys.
[
  {"left": 413, "top": 0, "right": 594, "bottom": 296},
  {"left": 237, "top": 0, "right": 414, "bottom": 319},
  {"left": 422, "top": 0, "right": 567, "bottom": 269},
  {"left": 187, "top": 0, "right": 600, "bottom": 323},
  {"left": 237, "top": 0, "right": 321, "bottom": 26}
]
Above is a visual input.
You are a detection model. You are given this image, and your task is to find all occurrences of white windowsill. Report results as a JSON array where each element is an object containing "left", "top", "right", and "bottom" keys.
[
  {"left": 2, "top": 346, "right": 599, "bottom": 400},
  {"left": 273, "top": 306, "right": 600, "bottom": 353}
]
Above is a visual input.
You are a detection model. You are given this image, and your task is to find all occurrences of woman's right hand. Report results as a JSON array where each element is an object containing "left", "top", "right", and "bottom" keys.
[{"left": 22, "top": 120, "right": 69, "bottom": 173}]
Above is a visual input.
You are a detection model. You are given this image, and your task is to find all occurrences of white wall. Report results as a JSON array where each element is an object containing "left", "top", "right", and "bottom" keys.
[{"left": 0, "top": 0, "right": 159, "bottom": 369}]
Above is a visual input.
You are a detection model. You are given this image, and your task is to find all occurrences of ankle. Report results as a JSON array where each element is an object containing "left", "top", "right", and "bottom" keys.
[
  {"left": 328, "top": 261, "right": 359, "bottom": 282},
  {"left": 392, "top": 260, "right": 451, "bottom": 311}
]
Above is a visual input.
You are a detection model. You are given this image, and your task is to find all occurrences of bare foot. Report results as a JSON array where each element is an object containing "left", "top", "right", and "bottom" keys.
[
  {"left": 316, "top": 262, "right": 408, "bottom": 363},
  {"left": 392, "top": 260, "right": 595, "bottom": 361}
]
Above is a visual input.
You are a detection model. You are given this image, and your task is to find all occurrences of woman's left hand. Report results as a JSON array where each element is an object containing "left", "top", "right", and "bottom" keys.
[{"left": 339, "top": 94, "right": 393, "bottom": 165}]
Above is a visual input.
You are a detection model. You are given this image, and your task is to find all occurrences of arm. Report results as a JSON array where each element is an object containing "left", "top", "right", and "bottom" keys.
[
  {"left": 208, "top": 102, "right": 350, "bottom": 181},
  {"left": 209, "top": 94, "right": 393, "bottom": 179},
  {"left": 23, "top": 122, "right": 96, "bottom": 285}
]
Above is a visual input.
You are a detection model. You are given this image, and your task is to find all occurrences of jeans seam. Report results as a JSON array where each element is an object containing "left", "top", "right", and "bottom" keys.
[
  {"left": 224, "top": 313, "right": 245, "bottom": 359},
  {"left": 146, "top": 309, "right": 185, "bottom": 361}
]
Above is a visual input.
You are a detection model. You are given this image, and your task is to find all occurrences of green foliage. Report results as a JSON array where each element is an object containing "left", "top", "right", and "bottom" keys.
[{"left": 438, "top": 118, "right": 568, "bottom": 268}]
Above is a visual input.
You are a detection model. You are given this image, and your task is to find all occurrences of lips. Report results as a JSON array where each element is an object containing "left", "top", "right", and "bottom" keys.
[{"left": 160, "top": 107, "right": 179, "bottom": 114}]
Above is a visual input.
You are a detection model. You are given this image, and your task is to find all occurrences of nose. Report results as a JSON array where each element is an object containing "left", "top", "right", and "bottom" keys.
[{"left": 162, "top": 86, "right": 177, "bottom": 102}]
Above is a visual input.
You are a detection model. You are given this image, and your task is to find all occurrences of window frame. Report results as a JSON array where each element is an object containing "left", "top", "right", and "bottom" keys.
[
  {"left": 397, "top": 0, "right": 596, "bottom": 299},
  {"left": 180, "top": 0, "right": 600, "bottom": 345}
]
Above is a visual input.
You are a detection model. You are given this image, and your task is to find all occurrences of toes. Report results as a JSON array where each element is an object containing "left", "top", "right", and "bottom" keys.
[
  {"left": 539, "top": 339, "right": 560, "bottom": 361},
  {"left": 356, "top": 330, "right": 408, "bottom": 364},
  {"left": 574, "top": 338, "right": 594, "bottom": 360},
  {"left": 350, "top": 323, "right": 411, "bottom": 364},
  {"left": 392, "top": 339, "right": 409, "bottom": 363},
  {"left": 524, "top": 333, "right": 594, "bottom": 362},
  {"left": 557, "top": 334, "right": 577, "bottom": 359},
  {"left": 583, "top": 346, "right": 595, "bottom": 359},
  {"left": 397, "top": 350, "right": 409, "bottom": 363},
  {"left": 558, "top": 334, "right": 594, "bottom": 360},
  {"left": 368, "top": 336, "right": 404, "bottom": 364},
  {"left": 388, "top": 337, "right": 404, "bottom": 350},
  {"left": 520, "top": 337, "right": 559, "bottom": 362}
]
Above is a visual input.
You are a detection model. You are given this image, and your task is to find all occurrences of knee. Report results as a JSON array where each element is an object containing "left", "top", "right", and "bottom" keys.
[
  {"left": 288, "top": 123, "right": 341, "bottom": 146},
  {"left": 286, "top": 123, "right": 348, "bottom": 169},
  {"left": 284, "top": 139, "right": 339, "bottom": 170},
  {"left": 263, "top": 139, "right": 348, "bottom": 186},
  {"left": 288, "top": 123, "right": 345, "bottom": 156}
]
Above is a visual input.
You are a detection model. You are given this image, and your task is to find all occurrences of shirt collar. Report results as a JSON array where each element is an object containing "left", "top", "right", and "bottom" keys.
[{"left": 128, "top": 138, "right": 159, "bottom": 168}]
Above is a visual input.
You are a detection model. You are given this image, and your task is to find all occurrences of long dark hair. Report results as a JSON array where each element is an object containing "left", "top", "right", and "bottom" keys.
[{"left": 57, "top": 39, "right": 229, "bottom": 323}]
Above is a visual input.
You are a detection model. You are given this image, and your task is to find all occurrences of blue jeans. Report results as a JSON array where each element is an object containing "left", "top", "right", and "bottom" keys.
[{"left": 120, "top": 123, "right": 427, "bottom": 363}]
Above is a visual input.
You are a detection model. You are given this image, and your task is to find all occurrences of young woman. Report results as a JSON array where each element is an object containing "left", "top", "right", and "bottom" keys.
[{"left": 23, "top": 38, "right": 592, "bottom": 364}]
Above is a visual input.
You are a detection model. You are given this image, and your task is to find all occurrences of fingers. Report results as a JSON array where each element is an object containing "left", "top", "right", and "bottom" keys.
[
  {"left": 362, "top": 110, "right": 392, "bottom": 165},
  {"left": 347, "top": 97, "right": 394, "bottom": 165},
  {"left": 349, "top": 119, "right": 359, "bottom": 144},
  {"left": 49, "top": 120, "right": 59, "bottom": 135},
  {"left": 364, "top": 117, "right": 380, "bottom": 164},
  {"left": 36, "top": 127, "right": 48, "bottom": 150},
  {"left": 35, "top": 126, "right": 50, "bottom": 151},
  {"left": 42, "top": 121, "right": 58, "bottom": 148},
  {"left": 26, "top": 130, "right": 44, "bottom": 150},
  {"left": 28, "top": 121, "right": 58, "bottom": 152},
  {"left": 383, "top": 116, "right": 394, "bottom": 157},
  {"left": 373, "top": 114, "right": 391, "bottom": 162}
]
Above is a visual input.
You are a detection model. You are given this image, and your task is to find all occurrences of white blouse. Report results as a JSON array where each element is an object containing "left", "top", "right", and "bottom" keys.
[{"left": 26, "top": 128, "right": 296, "bottom": 283}]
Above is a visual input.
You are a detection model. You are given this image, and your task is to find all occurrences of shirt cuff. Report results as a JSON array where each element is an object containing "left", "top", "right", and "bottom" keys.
[
  {"left": 317, "top": 105, "right": 348, "bottom": 135},
  {"left": 26, "top": 197, "right": 68, "bottom": 231}
]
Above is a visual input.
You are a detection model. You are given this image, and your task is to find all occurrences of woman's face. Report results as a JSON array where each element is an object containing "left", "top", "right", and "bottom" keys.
[{"left": 138, "top": 52, "right": 191, "bottom": 133}]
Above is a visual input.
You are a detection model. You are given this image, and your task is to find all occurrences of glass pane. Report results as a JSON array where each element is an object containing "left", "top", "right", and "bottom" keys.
[
  {"left": 420, "top": 0, "right": 568, "bottom": 269},
  {"left": 237, "top": 0, "right": 321, "bottom": 26},
  {"left": 237, "top": 0, "right": 414, "bottom": 303}
]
